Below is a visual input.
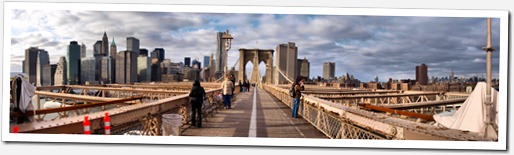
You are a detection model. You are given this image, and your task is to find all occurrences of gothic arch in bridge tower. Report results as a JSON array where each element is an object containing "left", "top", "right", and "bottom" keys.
[{"left": 238, "top": 49, "right": 274, "bottom": 84}]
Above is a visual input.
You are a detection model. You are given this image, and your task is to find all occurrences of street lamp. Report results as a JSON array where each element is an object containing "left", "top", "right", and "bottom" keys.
[{"left": 221, "top": 30, "right": 233, "bottom": 75}]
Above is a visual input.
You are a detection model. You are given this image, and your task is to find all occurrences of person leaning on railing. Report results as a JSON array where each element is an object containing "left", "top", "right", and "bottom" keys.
[{"left": 292, "top": 78, "right": 305, "bottom": 118}]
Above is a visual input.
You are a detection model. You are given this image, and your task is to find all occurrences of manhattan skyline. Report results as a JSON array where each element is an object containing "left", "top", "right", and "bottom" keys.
[{"left": 9, "top": 10, "right": 501, "bottom": 82}]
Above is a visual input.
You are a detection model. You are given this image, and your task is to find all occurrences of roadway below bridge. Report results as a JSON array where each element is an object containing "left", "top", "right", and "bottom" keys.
[{"left": 181, "top": 87, "right": 327, "bottom": 138}]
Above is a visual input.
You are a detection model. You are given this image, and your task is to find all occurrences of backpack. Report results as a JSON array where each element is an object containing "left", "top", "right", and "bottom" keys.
[{"left": 289, "top": 85, "right": 295, "bottom": 97}]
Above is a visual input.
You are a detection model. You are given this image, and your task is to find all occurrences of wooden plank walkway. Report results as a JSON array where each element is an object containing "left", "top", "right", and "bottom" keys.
[{"left": 181, "top": 87, "right": 327, "bottom": 139}]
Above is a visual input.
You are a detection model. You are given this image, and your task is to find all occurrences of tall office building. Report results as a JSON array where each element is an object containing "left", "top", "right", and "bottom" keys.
[
  {"left": 192, "top": 59, "right": 201, "bottom": 69},
  {"left": 416, "top": 63, "right": 428, "bottom": 85},
  {"left": 275, "top": 42, "right": 298, "bottom": 84},
  {"left": 116, "top": 50, "right": 137, "bottom": 83},
  {"left": 203, "top": 56, "right": 210, "bottom": 68},
  {"left": 67, "top": 41, "right": 81, "bottom": 85},
  {"left": 297, "top": 58, "right": 310, "bottom": 79},
  {"left": 139, "top": 48, "right": 148, "bottom": 57},
  {"left": 80, "top": 42, "right": 87, "bottom": 58},
  {"left": 184, "top": 57, "right": 191, "bottom": 67},
  {"left": 127, "top": 37, "right": 140, "bottom": 83},
  {"left": 323, "top": 62, "right": 335, "bottom": 80},
  {"left": 151, "top": 48, "right": 165, "bottom": 62},
  {"left": 36, "top": 50, "right": 50, "bottom": 86},
  {"left": 209, "top": 53, "right": 215, "bottom": 81},
  {"left": 110, "top": 38, "right": 117, "bottom": 57},
  {"left": 102, "top": 31, "right": 109, "bottom": 55},
  {"left": 24, "top": 47, "right": 40, "bottom": 85},
  {"left": 160, "top": 59, "right": 173, "bottom": 75},
  {"left": 151, "top": 58, "right": 162, "bottom": 82},
  {"left": 183, "top": 66, "right": 192, "bottom": 80},
  {"left": 137, "top": 55, "right": 151, "bottom": 82},
  {"left": 81, "top": 57, "right": 96, "bottom": 84},
  {"left": 93, "top": 40, "right": 102, "bottom": 55},
  {"left": 54, "top": 57, "right": 67, "bottom": 86},
  {"left": 215, "top": 30, "right": 232, "bottom": 78},
  {"left": 100, "top": 57, "right": 113, "bottom": 84},
  {"left": 50, "top": 64, "right": 57, "bottom": 86},
  {"left": 127, "top": 37, "right": 140, "bottom": 54},
  {"left": 109, "top": 38, "right": 117, "bottom": 83}
]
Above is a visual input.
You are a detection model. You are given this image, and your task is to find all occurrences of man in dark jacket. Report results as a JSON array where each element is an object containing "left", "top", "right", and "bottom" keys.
[
  {"left": 230, "top": 74, "right": 236, "bottom": 94},
  {"left": 189, "top": 80, "right": 206, "bottom": 127}
]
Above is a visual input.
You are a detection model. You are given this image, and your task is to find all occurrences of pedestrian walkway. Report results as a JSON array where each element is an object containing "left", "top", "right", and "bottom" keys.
[{"left": 181, "top": 87, "right": 327, "bottom": 138}]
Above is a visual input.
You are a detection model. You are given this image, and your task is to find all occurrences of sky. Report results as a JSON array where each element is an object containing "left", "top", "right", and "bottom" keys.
[{"left": 9, "top": 10, "right": 501, "bottom": 82}]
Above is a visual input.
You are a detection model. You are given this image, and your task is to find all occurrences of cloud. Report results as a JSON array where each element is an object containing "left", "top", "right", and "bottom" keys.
[{"left": 9, "top": 10, "right": 502, "bottom": 82}]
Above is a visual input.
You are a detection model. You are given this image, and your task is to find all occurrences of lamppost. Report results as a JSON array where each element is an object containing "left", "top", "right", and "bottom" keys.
[
  {"left": 221, "top": 30, "right": 233, "bottom": 77},
  {"left": 482, "top": 17, "right": 497, "bottom": 140}
]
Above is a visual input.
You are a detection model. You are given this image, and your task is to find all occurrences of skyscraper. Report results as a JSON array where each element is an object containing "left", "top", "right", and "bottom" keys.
[
  {"left": 184, "top": 57, "right": 191, "bottom": 67},
  {"left": 137, "top": 55, "right": 151, "bottom": 82},
  {"left": 81, "top": 57, "right": 96, "bottom": 84},
  {"left": 192, "top": 59, "right": 201, "bottom": 69},
  {"left": 50, "top": 64, "right": 57, "bottom": 86},
  {"left": 67, "top": 41, "right": 81, "bottom": 85},
  {"left": 36, "top": 50, "right": 50, "bottom": 86},
  {"left": 127, "top": 37, "right": 140, "bottom": 54},
  {"left": 116, "top": 50, "right": 137, "bottom": 84},
  {"left": 275, "top": 42, "right": 298, "bottom": 84},
  {"left": 297, "top": 58, "right": 310, "bottom": 79},
  {"left": 24, "top": 47, "right": 40, "bottom": 85},
  {"left": 126, "top": 37, "right": 139, "bottom": 82},
  {"left": 203, "top": 56, "right": 210, "bottom": 68},
  {"left": 93, "top": 40, "right": 102, "bottom": 55},
  {"left": 139, "top": 48, "right": 148, "bottom": 57},
  {"left": 323, "top": 62, "right": 335, "bottom": 80},
  {"left": 416, "top": 63, "right": 428, "bottom": 85},
  {"left": 102, "top": 31, "right": 109, "bottom": 55},
  {"left": 110, "top": 38, "right": 117, "bottom": 83},
  {"left": 80, "top": 42, "right": 87, "bottom": 58},
  {"left": 150, "top": 58, "right": 162, "bottom": 82},
  {"left": 54, "top": 57, "right": 67, "bottom": 86},
  {"left": 100, "top": 57, "right": 113, "bottom": 84},
  {"left": 110, "top": 38, "right": 117, "bottom": 58},
  {"left": 215, "top": 30, "right": 232, "bottom": 78},
  {"left": 209, "top": 53, "right": 215, "bottom": 81},
  {"left": 151, "top": 48, "right": 165, "bottom": 62}
]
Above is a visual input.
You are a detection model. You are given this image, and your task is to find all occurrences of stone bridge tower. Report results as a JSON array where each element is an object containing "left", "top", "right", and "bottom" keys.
[{"left": 238, "top": 49, "right": 274, "bottom": 84}]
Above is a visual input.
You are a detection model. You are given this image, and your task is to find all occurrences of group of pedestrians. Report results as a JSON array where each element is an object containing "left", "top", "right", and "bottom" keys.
[
  {"left": 188, "top": 74, "right": 305, "bottom": 128},
  {"left": 239, "top": 80, "right": 252, "bottom": 92}
]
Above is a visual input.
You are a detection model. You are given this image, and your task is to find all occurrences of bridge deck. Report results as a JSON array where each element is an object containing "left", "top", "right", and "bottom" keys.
[{"left": 181, "top": 87, "right": 327, "bottom": 138}]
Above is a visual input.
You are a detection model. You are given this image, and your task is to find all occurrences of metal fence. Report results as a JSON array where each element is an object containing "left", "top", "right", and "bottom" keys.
[{"left": 263, "top": 84, "right": 489, "bottom": 141}]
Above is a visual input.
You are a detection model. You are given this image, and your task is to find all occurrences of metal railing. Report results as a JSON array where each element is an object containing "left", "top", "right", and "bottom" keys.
[{"left": 263, "top": 84, "right": 492, "bottom": 141}]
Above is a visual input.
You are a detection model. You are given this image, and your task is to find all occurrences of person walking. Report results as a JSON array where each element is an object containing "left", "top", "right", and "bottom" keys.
[
  {"left": 230, "top": 74, "right": 236, "bottom": 95},
  {"left": 242, "top": 80, "right": 247, "bottom": 92},
  {"left": 221, "top": 75, "right": 234, "bottom": 109},
  {"left": 239, "top": 80, "right": 243, "bottom": 92},
  {"left": 246, "top": 80, "right": 251, "bottom": 92},
  {"left": 291, "top": 78, "right": 305, "bottom": 118},
  {"left": 189, "top": 80, "right": 206, "bottom": 128}
]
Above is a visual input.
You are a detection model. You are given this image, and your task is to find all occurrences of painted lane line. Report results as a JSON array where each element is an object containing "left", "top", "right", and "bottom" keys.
[
  {"left": 248, "top": 86, "right": 258, "bottom": 137},
  {"left": 263, "top": 89, "right": 306, "bottom": 138}
]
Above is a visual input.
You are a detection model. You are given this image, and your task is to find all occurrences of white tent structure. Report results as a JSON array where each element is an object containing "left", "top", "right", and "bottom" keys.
[{"left": 433, "top": 82, "right": 499, "bottom": 135}]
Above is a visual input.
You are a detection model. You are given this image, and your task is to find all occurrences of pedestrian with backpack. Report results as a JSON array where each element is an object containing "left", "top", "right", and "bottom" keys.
[
  {"left": 291, "top": 78, "right": 305, "bottom": 118},
  {"left": 189, "top": 80, "right": 206, "bottom": 128}
]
